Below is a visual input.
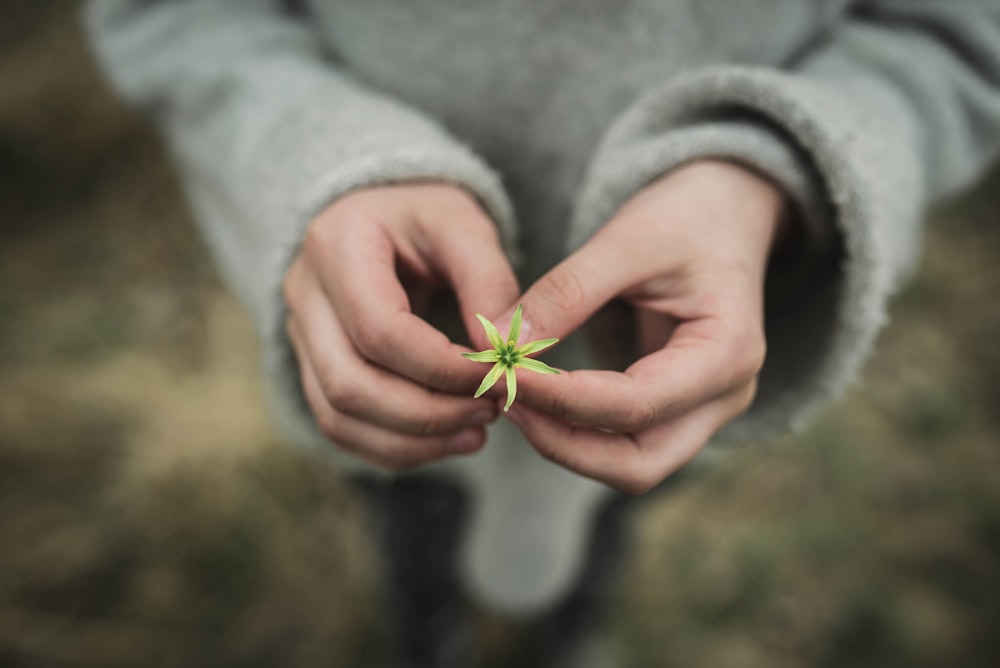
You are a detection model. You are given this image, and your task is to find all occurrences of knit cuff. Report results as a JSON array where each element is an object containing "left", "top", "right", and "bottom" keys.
[{"left": 573, "top": 64, "right": 922, "bottom": 439}]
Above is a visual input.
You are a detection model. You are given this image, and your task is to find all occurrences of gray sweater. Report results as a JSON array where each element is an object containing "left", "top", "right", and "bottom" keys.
[{"left": 85, "top": 0, "right": 1000, "bottom": 614}]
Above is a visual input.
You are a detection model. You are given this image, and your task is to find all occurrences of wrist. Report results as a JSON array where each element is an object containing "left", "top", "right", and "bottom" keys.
[
  {"left": 610, "top": 159, "right": 792, "bottom": 281},
  {"left": 680, "top": 159, "right": 790, "bottom": 245}
]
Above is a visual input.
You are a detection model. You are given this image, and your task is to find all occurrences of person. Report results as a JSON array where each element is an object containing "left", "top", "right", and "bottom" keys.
[{"left": 84, "top": 1, "right": 1000, "bottom": 666}]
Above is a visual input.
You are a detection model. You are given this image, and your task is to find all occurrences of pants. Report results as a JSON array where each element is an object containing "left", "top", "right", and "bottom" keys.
[{"left": 352, "top": 474, "right": 640, "bottom": 668}]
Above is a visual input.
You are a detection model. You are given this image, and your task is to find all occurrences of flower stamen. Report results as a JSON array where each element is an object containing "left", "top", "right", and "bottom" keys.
[{"left": 461, "top": 304, "right": 559, "bottom": 411}]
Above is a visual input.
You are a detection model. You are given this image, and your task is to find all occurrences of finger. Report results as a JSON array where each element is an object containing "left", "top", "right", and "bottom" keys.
[
  {"left": 291, "top": 321, "right": 488, "bottom": 470},
  {"left": 306, "top": 217, "right": 484, "bottom": 393},
  {"left": 494, "top": 223, "right": 660, "bottom": 343},
  {"left": 514, "top": 308, "right": 764, "bottom": 432},
  {"left": 491, "top": 244, "right": 622, "bottom": 346},
  {"left": 287, "top": 265, "right": 497, "bottom": 436},
  {"left": 629, "top": 309, "right": 765, "bottom": 401},
  {"left": 506, "top": 382, "right": 755, "bottom": 495},
  {"left": 423, "top": 215, "right": 521, "bottom": 348}
]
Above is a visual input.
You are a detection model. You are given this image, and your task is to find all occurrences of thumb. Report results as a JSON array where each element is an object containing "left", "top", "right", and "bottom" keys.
[{"left": 498, "top": 239, "right": 629, "bottom": 344}]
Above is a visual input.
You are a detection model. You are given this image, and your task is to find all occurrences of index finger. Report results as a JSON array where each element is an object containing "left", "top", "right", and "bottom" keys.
[
  {"left": 307, "top": 218, "right": 485, "bottom": 394},
  {"left": 516, "top": 314, "right": 764, "bottom": 432}
]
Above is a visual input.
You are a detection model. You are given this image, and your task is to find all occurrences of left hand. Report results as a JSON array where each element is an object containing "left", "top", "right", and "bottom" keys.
[
  {"left": 498, "top": 160, "right": 790, "bottom": 494},
  {"left": 283, "top": 183, "right": 519, "bottom": 471}
]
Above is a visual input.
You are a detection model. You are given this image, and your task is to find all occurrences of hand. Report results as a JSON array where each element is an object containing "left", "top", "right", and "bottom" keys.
[
  {"left": 283, "top": 183, "right": 520, "bottom": 471},
  {"left": 499, "top": 161, "right": 789, "bottom": 494}
]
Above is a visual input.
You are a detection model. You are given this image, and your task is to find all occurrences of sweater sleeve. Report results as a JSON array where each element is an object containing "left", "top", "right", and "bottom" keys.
[
  {"left": 84, "top": 0, "right": 516, "bottom": 452},
  {"left": 572, "top": 1, "right": 1000, "bottom": 439}
]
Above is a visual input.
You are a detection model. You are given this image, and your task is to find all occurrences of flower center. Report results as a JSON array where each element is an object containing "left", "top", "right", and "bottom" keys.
[{"left": 500, "top": 347, "right": 517, "bottom": 366}]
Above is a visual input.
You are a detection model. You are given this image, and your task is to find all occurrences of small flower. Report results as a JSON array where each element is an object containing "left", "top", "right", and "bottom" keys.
[{"left": 461, "top": 304, "right": 559, "bottom": 412}]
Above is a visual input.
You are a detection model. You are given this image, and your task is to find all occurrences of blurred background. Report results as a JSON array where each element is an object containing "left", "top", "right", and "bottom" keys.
[{"left": 1, "top": 3, "right": 998, "bottom": 667}]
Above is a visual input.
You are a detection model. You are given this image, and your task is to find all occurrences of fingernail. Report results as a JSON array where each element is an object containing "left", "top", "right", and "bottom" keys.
[
  {"left": 496, "top": 311, "right": 532, "bottom": 343},
  {"left": 464, "top": 409, "right": 495, "bottom": 428},
  {"left": 519, "top": 319, "right": 535, "bottom": 343},
  {"left": 448, "top": 429, "right": 484, "bottom": 454},
  {"left": 500, "top": 316, "right": 533, "bottom": 342},
  {"left": 504, "top": 407, "right": 525, "bottom": 429}
]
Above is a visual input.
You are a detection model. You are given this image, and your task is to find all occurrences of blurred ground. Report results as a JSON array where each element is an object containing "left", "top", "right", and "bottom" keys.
[{"left": 1, "top": 3, "right": 998, "bottom": 667}]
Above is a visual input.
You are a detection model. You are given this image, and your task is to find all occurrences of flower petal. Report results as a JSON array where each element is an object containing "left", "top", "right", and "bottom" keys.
[
  {"left": 515, "top": 358, "right": 560, "bottom": 375},
  {"left": 462, "top": 350, "right": 501, "bottom": 363},
  {"left": 507, "top": 303, "right": 523, "bottom": 347},
  {"left": 475, "top": 313, "right": 505, "bottom": 350},
  {"left": 504, "top": 365, "right": 518, "bottom": 412},
  {"left": 516, "top": 337, "right": 559, "bottom": 356},
  {"left": 473, "top": 362, "right": 505, "bottom": 398}
]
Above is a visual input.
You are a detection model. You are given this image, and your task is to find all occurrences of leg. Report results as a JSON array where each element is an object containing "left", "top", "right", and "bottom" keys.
[
  {"left": 352, "top": 474, "right": 475, "bottom": 668},
  {"left": 514, "top": 469, "right": 695, "bottom": 668},
  {"left": 513, "top": 492, "right": 637, "bottom": 668}
]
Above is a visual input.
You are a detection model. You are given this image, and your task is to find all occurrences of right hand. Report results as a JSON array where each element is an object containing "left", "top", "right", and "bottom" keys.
[
  {"left": 283, "top": 183, "right": 520, "bottom": 471},
  {"left": 494, "top": 161, "right": 785, "bottom": 494}
]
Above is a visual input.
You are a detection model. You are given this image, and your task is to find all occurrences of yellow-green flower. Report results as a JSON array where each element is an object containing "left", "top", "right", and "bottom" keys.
[{"left": 462, "top": 304, "right": 559, "bottom": 412}]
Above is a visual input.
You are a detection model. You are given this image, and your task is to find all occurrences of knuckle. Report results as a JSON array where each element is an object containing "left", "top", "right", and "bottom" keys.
[
  {"left": 546, "top": 391, "right": 572, "bottom": 421},
  {"left": 422, "top": 363, "right": 451, "bottom": 393},
  {"left": 499, "top": 274, "right": 521, "bottom": 299},
  {"left": 623, "top": 398, "right": 659, "bottom": 432},
  {"left": 303, "top": 217, "right": 337, "bottom": 256},
  {"left": 353, "top": 315, "right": 390, "bottom": 360},
  {"left": 539, "top": 266, "right": 587, "bottom": 317},
  {"left": 315, "top": 411, "right": 343, "bottom": 443},
  {"left": 480, "top": 274, "right": 520, "bottom": 308},
  {"left": 319, "top": 373, "right": 362, "bottom": 415},
  {"left": 606, "top": 395, "right": 658, "bottom": 433},
  {"left": 416, "top": 412, "right": 449, "bottom": 438}
]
